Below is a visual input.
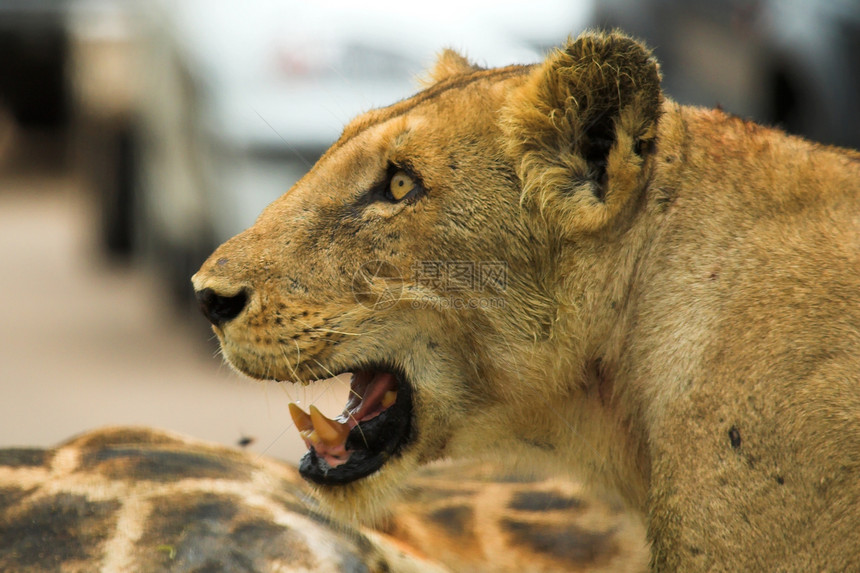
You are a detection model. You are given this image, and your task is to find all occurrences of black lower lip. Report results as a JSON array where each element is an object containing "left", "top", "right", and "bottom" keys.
[{"left": 298, "top": 372, "right": 413, "bottom": 486}]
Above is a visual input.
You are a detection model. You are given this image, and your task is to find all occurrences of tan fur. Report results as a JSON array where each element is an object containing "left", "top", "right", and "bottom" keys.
[
  {"left": 193, "top": 31, "right": 860, "bottom": 570},
  {"left": 423, "top": 48, "right": 482, "bottom": 85}
]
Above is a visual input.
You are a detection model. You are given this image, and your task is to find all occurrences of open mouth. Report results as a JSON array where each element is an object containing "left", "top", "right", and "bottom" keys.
[{"left": 288, "top": 367, "right": 413, "bottom": 486}]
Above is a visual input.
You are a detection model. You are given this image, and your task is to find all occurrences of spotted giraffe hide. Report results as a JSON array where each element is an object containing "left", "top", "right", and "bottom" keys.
[{"left": 0, "top": 427, "right": 646, "bottom": 572}]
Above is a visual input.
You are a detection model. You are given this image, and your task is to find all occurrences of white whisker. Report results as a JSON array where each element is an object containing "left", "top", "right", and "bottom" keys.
[{"left": 311, "top": 358, "right": 339, "bottom": 381}]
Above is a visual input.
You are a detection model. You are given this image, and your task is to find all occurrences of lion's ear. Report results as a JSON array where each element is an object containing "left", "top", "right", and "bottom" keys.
[
  {"left": 423, "top": 49, "right": 482, "bottom": 85},
  {"left": 502, "top": 31, "right": 662, "bottom": 235}
]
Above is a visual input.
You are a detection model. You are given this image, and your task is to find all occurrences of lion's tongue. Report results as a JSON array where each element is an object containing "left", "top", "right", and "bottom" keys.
[
  {"left": 288, "top": 372, "right": 397, "bottom": 468},
  {"left": 347, "top": 371, "right": 397, "bottom": 422}
]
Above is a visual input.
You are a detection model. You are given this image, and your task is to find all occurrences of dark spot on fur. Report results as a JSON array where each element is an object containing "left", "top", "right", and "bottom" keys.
[
  {"left": 156, "top": 493, "right": 240, "bottom": 536},
  {"left": 428, "top": 504, "right": 474, "bottom": 537},
  {"left": 0, "top": 448, "right": 47, "bottom": 468},
  {"left": 775, "top": 475, "right": 785, "bottom": 485},
  {"left": 729, "top": 426, "right": 742, "bottom": 449},
  {"left": 140, "top": 493, "right": 314, "bottom": 570},
  {"left": 502, "top": 519, "right": 616, "bottom": 565},
  {"left": 510, "top": 490, "right": 584, "bottom": 512},
  {"left": 689, "top": 546, "right": 702, "bottom": 556},
  {"left": 139, "top": 491, "right": 382, "bottom": 571},
  {"left": 289, "top": 277, "right": 306, "bottom": 293},
  {"left": 0, "top": 494, "right": 119, "bottom": 568},
  {"left": 0, "top": 486, "right": 36, "bottom": 512},
  {"left": 80, "top": 447, "right": 250, "bottom": 482},
  {"left": 399, "top": 487, "right": 474, "bottom": 506},
  {"left": 61, "top": 427, "right": 181, "bottom": 451}
]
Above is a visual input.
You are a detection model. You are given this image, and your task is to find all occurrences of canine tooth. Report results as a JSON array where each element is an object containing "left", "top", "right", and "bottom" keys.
[
  {"left": 309, "top": 405, "right": 349, "bottom": 446},
  {"left": 382, "top": 390, "right": 397, "bottom": 408},
  {"left": 289, "top": 403, "right": 313, "bottom": 431}
]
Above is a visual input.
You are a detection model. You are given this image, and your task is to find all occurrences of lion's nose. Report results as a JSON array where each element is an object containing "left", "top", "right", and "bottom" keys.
[{"left": 195, "top": 287, "right": 248, "bottom": 326}]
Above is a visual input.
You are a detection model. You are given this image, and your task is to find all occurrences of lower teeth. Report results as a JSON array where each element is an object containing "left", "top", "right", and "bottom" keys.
[{"left": 381, "top": 390, "right": 397, "bottom": 408}]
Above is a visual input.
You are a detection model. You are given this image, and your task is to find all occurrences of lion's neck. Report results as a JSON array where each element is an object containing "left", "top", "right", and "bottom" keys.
[{"left": 470, "top": 324, "right": 653, "bottom": 512}]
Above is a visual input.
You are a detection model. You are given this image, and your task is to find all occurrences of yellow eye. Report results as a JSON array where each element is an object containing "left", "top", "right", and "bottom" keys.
[{"left": 389, "top": 171, "right": 416, "bottom": 201}]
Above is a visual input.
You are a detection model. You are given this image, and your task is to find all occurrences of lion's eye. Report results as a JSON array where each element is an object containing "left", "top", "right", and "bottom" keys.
[{"left": 389, "top": 171, "right": 417, "bottom": 201}]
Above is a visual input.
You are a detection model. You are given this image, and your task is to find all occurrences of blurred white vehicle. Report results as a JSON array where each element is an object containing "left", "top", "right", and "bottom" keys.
[{"left": 129, "top": 0, "right": 591, "bottom": 302}]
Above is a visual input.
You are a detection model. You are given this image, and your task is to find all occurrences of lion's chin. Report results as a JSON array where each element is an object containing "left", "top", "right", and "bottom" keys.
[
  {"left": 287, "top": 367, "right": 414, "bottom": 486},
  {"left": 307, "top": 452, "right": 422, "bottom": 525}
]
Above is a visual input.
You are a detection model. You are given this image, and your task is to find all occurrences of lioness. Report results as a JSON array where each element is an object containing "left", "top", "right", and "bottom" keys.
[{"left": 192, "top": 31, "right": 860, "bottom": 570}]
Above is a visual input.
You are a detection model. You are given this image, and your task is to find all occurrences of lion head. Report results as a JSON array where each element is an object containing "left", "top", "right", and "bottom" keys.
[{"left": 192, "top": 31, "right": 662, "bottom": 521}]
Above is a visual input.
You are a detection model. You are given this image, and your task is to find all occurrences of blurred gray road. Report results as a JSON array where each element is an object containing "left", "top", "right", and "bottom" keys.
[{"left": 0, "top": 169, "right": 345, "bottom": 463}]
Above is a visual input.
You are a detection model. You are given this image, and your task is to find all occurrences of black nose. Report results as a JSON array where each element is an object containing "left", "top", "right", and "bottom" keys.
[{"left": 195, "top": 288, "right": 248, "bottom": 326}]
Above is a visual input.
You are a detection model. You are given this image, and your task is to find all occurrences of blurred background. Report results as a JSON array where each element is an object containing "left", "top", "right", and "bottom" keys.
[{"left": 1, "top": 0, "right": 857, "bottom": 463}]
